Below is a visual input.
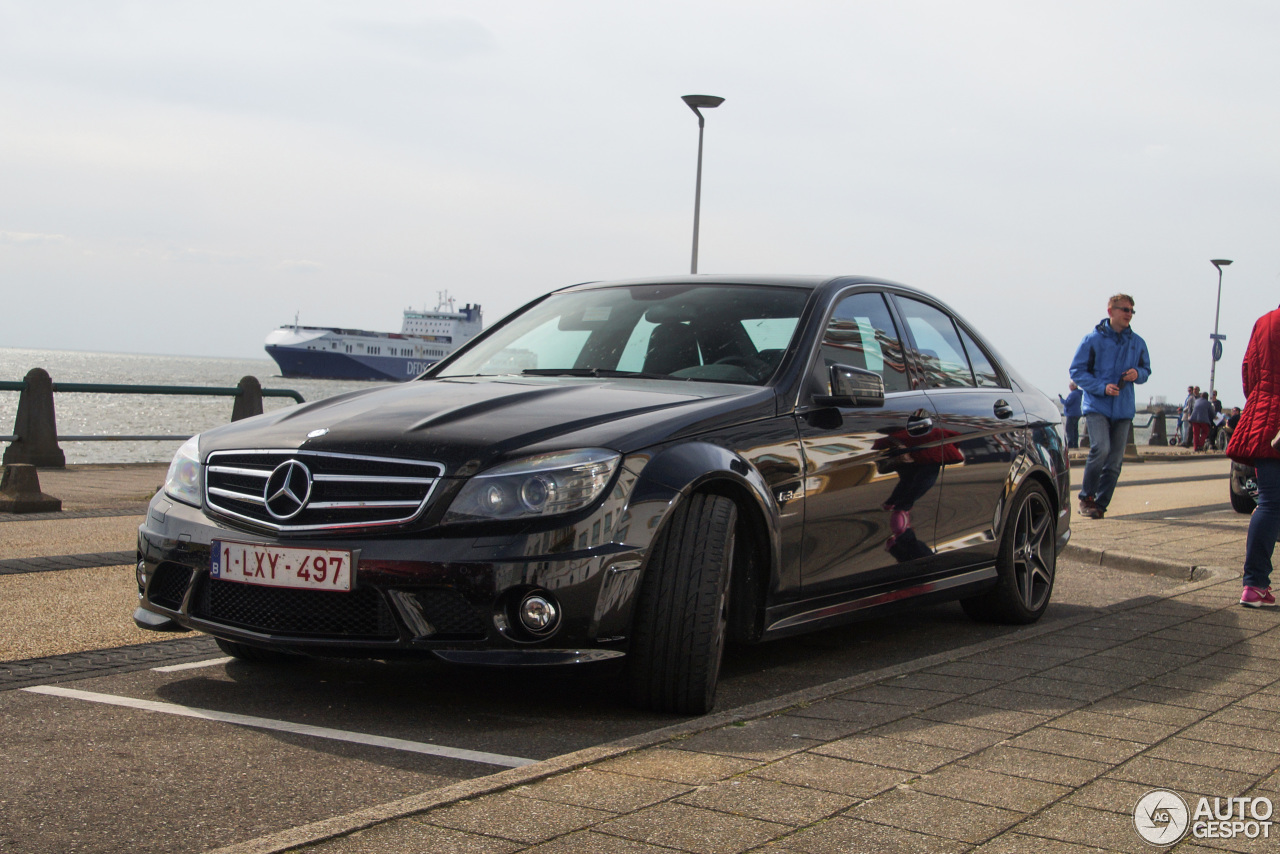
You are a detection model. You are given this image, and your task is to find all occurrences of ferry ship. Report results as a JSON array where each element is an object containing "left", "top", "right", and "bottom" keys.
[{"left": 264, "top": 295, "right": 483, "bottom": 381}]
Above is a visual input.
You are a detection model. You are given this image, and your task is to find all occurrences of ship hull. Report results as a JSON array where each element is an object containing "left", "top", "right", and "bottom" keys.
[{"left": 265, "top": 346, "right": 438, "bottom": 381}]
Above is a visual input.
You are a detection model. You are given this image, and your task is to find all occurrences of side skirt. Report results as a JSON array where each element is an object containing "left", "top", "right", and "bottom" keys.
[{"left": 762, "top": 566, "right": 998, "bottom": 638}]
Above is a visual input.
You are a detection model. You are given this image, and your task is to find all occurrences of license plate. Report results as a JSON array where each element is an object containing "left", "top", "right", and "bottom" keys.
[{"left": 211, "top": 540, "right": 354, "bottom": 592}]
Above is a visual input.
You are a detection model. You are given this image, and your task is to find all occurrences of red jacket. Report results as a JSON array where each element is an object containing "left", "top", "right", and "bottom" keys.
[{"left": 1226, "top": 305, "right": 1280, "bottom": 463}]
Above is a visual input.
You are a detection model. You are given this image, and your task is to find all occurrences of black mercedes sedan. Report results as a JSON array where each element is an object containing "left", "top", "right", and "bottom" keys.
[{"left": 136, "top": 275, "right": 1070, "bottom": 714}]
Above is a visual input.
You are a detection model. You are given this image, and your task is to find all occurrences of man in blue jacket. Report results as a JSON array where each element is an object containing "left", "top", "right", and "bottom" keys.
[{"left": 1069, "top": 293, "right": 1152, "bottom": 519}]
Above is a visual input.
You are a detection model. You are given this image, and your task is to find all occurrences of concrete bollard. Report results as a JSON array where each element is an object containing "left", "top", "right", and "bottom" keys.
[
  {"left": 2, "top": 368, "right": 66, "bottom": 468},
  {"left": 1149, "top": 410, "right": 1167, "bottom": 445},
  {"left": 1123, "top": 422, "right": 1143, "bottom": 463},
  {"left": 231, "top": 375, "right": 264, "bottom": 421},
  {"left": 0, "top": 463, "right": 62, "bottom": 513}
]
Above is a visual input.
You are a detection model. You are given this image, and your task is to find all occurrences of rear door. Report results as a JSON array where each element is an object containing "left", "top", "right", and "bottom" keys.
[{"left": 891, "top": 295, "right": 1028, "bottom": 572}]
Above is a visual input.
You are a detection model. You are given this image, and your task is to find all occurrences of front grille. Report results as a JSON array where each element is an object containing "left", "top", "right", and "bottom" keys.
[
  {"left": 204, "top": 450, "right": 444, "bottom": 533},
  {"left": 192, "top": 577, "right": 398, "bottom": 639},
  {"left": 148, "top": 563, "right": 194, "bottom": 610}
]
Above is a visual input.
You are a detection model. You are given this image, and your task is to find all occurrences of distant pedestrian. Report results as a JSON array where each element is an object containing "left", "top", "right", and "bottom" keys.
[
  {"left": 1209, "top": 390, "right": 1225, "bottom": 448},
  {"left": 1059, "top": 381, "right": 1083, "bottom": 448},
  {"left": 1179, "top": 385, "right": 1196, "bottom": 446},
  {"left": 1226, "top": 302, "right": 1280, "bottom": 608},
  {"left": 1226, "top": 405, "right": 1242, "bottom": 436},
  {"left": 1190, "top": 392, "right": 1214, "bottom": 451},
  {"left": 1069, "top": 293, "right": 1152, "bottom": 519}
]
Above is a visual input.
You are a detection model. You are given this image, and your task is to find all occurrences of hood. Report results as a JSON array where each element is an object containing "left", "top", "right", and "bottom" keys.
[
  {"left": 198, "top": 376, "right": 777, "bottom": 475},
  {"left": 1093, "top": 318, "right": 1132, "bottom": 341}
]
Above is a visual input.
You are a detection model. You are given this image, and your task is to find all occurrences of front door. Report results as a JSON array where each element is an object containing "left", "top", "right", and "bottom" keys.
[{"left": 797, "top": 290, "right": 944, "bottom": 594}]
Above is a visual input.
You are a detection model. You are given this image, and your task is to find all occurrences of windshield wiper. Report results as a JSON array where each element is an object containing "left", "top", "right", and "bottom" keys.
[{"left": 521, "top": 368, "right": 687, "bottom": 380}]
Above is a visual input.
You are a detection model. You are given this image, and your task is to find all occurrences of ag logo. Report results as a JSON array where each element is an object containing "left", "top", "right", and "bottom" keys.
[{"left": 1134, "top": 789, "right": 1190, "bottom": 846}]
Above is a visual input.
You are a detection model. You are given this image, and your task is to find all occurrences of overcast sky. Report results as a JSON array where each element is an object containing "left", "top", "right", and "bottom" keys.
[{"left": 2, "top": 1, "right": 1278, "bottom": 407}]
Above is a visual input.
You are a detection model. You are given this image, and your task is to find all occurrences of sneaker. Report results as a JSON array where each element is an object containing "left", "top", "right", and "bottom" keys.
[
  {"left": 1077, "top": 497, "right": 1103, "bottom": 519},
  {"left": 890, "top": 509, "right": 911, "bottom": 536},
  {"left": 1241, "top": 586, "right": 1277, "bottom": 608}
]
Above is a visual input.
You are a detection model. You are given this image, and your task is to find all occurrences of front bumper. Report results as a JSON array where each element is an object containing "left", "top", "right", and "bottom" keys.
[{"left": 134, "top": 492, "right": 657, "bottom": 663}]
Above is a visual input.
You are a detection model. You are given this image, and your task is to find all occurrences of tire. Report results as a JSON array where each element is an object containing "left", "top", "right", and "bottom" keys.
[
  {"left": 962, "top": 481, "right": 1056, "bottom": 624},
  {"left": 215, "top": 637, "right": 299, "bottom": 664},
  {"left": 627, "top": 493, "right": 737, "bottom": 715},
  {"left": 1230, "top": 485, "right": 1257, "bottom": 515}
]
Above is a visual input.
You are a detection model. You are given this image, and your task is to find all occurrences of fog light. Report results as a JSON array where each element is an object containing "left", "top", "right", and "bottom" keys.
[
  {"left": 136, "top": 560, "right": 147, "bottom": 595},
  {"left": 518, "top": 593, "right": 559, "bottom": 635}
]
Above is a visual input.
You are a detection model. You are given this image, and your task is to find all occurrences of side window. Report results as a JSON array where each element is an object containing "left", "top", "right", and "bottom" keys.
[
  {"left": 895, "top": 298, "right": 975, "bottom": 389},
  {"left": 742, "top": 318, "right": 798, "bottom": 351},
  {"left": 615, "top": 317, "right": 657, "bottom": 372},
  {"left": 820, "top": 292, "right": 909, "bottom": 394},
  {"left": 475, "top": 314, "right": 590, "bottom": 374},
  {"left": 956, "top": 324, "right": 1004, "bottom": 388}
]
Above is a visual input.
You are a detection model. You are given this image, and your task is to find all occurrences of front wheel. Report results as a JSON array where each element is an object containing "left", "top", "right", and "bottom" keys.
[
  {"left": 627, "top": 493, "right": 737, "bottom": 715},
  {"left": 962, "top": 481, "right": 1056, "bottom": 624}
]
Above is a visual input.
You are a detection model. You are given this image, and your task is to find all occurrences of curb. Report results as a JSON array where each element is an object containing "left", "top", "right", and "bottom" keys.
[
  {"left": 203, "top": 569, "right": 1232, "bottom": 854},
  {"left": 1061, "top": 543, "right": 1223, "bottom": 583}
]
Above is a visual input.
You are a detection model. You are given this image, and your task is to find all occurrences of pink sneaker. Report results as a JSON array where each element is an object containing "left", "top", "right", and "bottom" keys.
[
  {"left": 1241, "top": 586, "right": 1277, "bottom": 608},
  {"left": 890, "top": 509, "right": 912, "bottom": 536}
]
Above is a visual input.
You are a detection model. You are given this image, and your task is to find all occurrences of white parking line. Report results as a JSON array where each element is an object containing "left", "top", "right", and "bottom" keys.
[
  {"left": 152, "top": 657, "right": 233, "bottom": 673},
  {"left": 22, "top": 685, "right": 536, "bottom": 768}
]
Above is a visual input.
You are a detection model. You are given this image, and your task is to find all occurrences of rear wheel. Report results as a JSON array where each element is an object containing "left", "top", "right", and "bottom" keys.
[
  {"left": 215, "top": 637, "right": 300, "bottom": 664},
  {"left": 627, "top": 493, "right": 737, "bottom": 715},
  {"left": 962, "top": 481, "right": 1055, "bottom": 624}
]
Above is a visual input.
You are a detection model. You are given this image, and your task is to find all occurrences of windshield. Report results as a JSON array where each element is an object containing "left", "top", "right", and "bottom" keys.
[{"left": 436, "top": 283, "right": 810, "bottom": 385}]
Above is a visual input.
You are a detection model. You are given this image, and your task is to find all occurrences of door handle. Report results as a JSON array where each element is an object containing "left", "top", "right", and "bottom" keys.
[
  {"left": 994, "top": 400, "right": 1014, "bottom": 419},
  {"left": 906, "top": 413, "right": 934, "bottom": 436}
]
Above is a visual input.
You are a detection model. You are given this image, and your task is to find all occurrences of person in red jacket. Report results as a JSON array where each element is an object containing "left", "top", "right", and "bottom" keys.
[{"left": 1225, "top": 303, "right": 1280, "bottom": 608}]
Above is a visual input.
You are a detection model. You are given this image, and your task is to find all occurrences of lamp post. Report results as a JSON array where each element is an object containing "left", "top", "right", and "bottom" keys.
[
  {"left": 1209, "top": 259, "right": 1232, "bottom": 402},
  {"left": 682, "top": 94, "right": 724, "bottom": 274}
]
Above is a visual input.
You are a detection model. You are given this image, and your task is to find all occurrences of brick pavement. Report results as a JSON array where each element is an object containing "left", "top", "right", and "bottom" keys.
[{"left": 209, "top": 571, "right": 1277, "bottom": 854}]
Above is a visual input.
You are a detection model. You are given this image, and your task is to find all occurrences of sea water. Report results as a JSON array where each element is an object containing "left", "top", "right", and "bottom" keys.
[
  {"left": 0, "top": 348, "right": 390, "bottom": 464},
  {"left": 1, "top": 347, "right": 1154, "bottom": 465}
]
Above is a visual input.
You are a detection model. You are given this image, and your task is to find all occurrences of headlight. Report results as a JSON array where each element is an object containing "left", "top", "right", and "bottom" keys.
[
  {"left": 442, "top": 449, "right": 620, "bottom": 523},
  {"left": 163, "top": 436, "right": 203, "bottom": 507}
]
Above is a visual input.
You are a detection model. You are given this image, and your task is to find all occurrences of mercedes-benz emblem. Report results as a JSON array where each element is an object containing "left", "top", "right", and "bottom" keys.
[{"left": 264, "top": 459, "right": 313, "bottom": 520}]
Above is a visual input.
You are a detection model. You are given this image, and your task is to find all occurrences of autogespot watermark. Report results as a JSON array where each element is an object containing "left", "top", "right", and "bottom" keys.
[{"left": 1134, "top": 789, "right": 1274, "bottom": 846}]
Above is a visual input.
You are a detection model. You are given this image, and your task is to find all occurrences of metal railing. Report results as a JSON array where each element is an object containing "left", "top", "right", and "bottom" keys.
[{"left": 1, "top": 373, "right": 305, "bottom": 465}]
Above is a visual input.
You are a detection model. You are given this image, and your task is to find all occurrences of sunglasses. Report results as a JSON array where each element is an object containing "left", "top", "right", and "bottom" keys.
[{"left": 1112, "top": 306, "right": 1135, "bottom": 314}]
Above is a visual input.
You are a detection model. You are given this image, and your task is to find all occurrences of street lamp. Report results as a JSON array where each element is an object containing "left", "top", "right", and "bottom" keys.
[
  {"left": 1208, "top": 259, "right": 1233, "bottom": 402},
  {"left": 682, "top": 94, "right": 724, "bottom": 274}
]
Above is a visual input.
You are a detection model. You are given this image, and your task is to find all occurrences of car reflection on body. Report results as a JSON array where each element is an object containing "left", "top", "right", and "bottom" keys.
[{"left": 136, "top": 276, "right": 1071, "bottom": 714}]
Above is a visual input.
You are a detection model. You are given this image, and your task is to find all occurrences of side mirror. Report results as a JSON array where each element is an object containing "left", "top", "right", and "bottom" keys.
[{"left": 815, "top": 364, "right": 885, "bottom": 408}]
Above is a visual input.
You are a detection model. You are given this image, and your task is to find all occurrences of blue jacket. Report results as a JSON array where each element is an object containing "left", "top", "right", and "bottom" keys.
[
  {"left": 1058, "top": 388, "right": 1083, "bottom": 417},
  {"left": 1068, "top": 319, "right": 1151, "bottom": 421}
]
